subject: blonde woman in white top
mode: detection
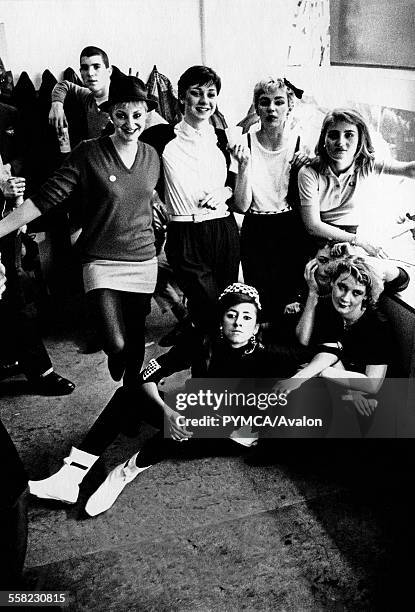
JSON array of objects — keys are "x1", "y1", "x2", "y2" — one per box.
[{"x1": 232, "y1": 77, "x2": 311, "y2": 323}]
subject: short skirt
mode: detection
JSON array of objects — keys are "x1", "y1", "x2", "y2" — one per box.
[{"x1": 83, "y1": 257, "x2": 158, "y2": 294}]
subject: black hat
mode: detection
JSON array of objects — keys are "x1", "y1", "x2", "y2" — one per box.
[{"x1": 102, "y1": 75, "x2": 158, "y2": 112}]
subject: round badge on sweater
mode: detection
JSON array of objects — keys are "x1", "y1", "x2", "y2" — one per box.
[{"x1": 109, "y1": 175, "x2": 117, "y2": 182}]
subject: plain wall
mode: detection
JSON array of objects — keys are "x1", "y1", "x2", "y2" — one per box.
[
  {"x1": 1, "y1": 0, "x2": 415, "y2": 125},
  {"x1": 202, "y1": 0, "x2": 296, "y2": 125},
  {"x1": 0, "y1": 0, "x2": 201, "y2": 88}
]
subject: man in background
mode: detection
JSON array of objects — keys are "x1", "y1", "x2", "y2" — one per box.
[{"x1": 49, "y1": 45, "x2": 166, "y2": 140}]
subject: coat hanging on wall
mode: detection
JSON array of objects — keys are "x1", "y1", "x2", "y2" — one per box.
[
  {"x1": 38, "y1": 70, "x2": 57, "y2": 104},
  {"x1": 111, "y1": 65, "x2": 128, "y2": 80},
  {"x1": 10, "y1": 72, "x2": 39, "y2": 189},
  {"x1": 146, "y1": 65, "x2": 180, "y2": 125},
  {"x1": 0, "y1": 70, "x2": 14, "y2": 102},
  {"x1": 210, "y1": 108, "x2": 228, "y2": 130},
  {"x1": 0, "y1": 101, "x2": 22, "y2": 175},
  {"x1": 62, "y1": 67, "x2": 83, "y2": 87},
  {"x1": 37, "y1": 69, "x2": 60, "y2": 179},
  {"x1": 12, "y1": 71, "x2": 36, "y2": 109}
]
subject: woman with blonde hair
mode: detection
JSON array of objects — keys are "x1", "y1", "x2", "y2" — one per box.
[
  {"x1": 277, "y1": 258, "x2": 394, "y2": 419},
  {"x1": 232, "y1": 76, "x2": 311, "y2": 321},
  {"x1": 299, "y1": 107, "x2": 415, "y2": 257}
]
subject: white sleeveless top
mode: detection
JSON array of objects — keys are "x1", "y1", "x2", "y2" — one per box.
[{"x1": 249, "y1": 131, "x2": 298, "y2": 214}]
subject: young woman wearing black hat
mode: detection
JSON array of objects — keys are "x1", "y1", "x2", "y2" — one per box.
[{"x1": 0, "y1": 76, "x2": 160, "y2": 385}]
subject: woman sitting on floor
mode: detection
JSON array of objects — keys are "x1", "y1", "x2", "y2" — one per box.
[
  {"x1": 283, "y1": 239, "x2": 409, "y2": 317},
  {"x1": 275, "y1": 258, "x2": 393, "y2": 419},
  {"x1": 29, "y1": 283, "x2": 298, "y2": 516}
]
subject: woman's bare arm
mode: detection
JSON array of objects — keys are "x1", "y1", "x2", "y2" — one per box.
[
  {"x1": 0, "y1": 198, "x2": 42, "y2": 239},
  {"x1": 319, "y1": 363, "x2": 387, "y2": 395}
]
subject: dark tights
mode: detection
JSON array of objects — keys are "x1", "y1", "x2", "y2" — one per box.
[
  {"x1": 80, "y1": 387, "x2": 180, "y2": 467},
  {"x1": 88, "y1": 289, "x2": 151, "y2": 385},
  {"x1": 79, "y1": 387, "x2": 238, "y2": 469}
]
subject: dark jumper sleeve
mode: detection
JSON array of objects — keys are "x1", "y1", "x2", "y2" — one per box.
[
  {"x1": 139, "y1": 327, "x2": 204, "y2": 385},
  {"x1": 30, "y1": 141, "x2": 85, "y2": 214},
  {"x1": 384, "y1": 267, "x2": 410, "y2": 295}
]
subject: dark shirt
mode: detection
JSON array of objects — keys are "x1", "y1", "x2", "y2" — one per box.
[
  {"x1": 383, "y1": 267, "x2": 410, "y2": 294},
  {"x1": 311, "y1": 296, "x2": 394, "y2": 373},
  {"x1": 139, "y1": 328, "x2": 295, "y2": 386}
]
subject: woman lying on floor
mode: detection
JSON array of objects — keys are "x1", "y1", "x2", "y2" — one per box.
[{"x1": 29, "y1": 283, "x2": 304, "y2": 516}]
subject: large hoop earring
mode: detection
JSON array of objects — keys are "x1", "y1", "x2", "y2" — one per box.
[{"x1": 244, "y1": 333, "x2": 257, "y2": 355}]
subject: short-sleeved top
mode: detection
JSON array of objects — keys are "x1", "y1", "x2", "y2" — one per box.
[
  {"x1": 31, "y1": 136, "x2": 160, "y2": 263},
  {"x1": 311, "y1": 296, "x2": 394, "y2": 373},
  {"x1": 298, "y1": 160, "x2": 391, "y2": 227},
  {"x1": 140, "y1": 120, "x2": 233, "y2": 217},
  {"x1": 249, "y1": 130, "x2": 299, "y2": 213}
]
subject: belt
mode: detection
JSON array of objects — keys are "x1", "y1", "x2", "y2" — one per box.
[
  {"x1": 170, "y1": 210, "x2": 230, "y2": 224},
  {"x1": 248, "y1": 207, "x2": 292, "y2": 215}
]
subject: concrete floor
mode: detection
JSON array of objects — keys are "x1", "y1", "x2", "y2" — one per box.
[{"x1": 1, "y1": 298, "x2": 414, "y2": 611}]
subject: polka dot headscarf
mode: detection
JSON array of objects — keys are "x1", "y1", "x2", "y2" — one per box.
[{"x1": 218, "y1": 283, "x2": 262, "y2": 311}]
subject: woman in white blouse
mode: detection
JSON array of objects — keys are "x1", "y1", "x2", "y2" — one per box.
[{"x1": 141, "y1": 65, "x2": 239, "y2": 334}]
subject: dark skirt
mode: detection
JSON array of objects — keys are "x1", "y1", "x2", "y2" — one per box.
[{"x1": 241, "y1": 211, "x2": 311, "y2": 321}]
